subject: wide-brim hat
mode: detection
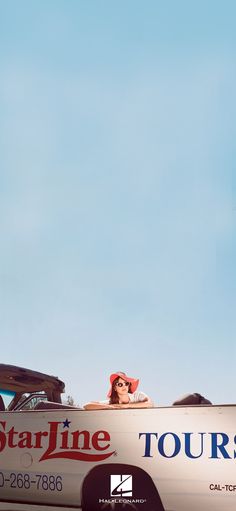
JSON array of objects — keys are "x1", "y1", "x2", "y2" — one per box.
[{"x1": 107, "y1": 371, "x2": 139, "y2": 398}]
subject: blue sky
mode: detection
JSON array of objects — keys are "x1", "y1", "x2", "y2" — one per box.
[{"x1": 0, "y1": 1, "x2": 235, "y2": 406}]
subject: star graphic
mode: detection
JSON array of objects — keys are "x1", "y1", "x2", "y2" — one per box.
[{"x1": 63, "y1": 418, "x2": 71, "y2": 428}]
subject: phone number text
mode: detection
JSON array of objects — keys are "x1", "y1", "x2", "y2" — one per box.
[{"x1": 0, "y1": 472, "x2": 63, "y2": 492}]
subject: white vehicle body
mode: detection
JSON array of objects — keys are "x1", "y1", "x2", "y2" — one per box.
[
  {"x1": 0, "y1": 365, "x2": 235, "y2": 511},
  {"x1": 0, "y1": 364, "x2": 236, "y2": 511}
]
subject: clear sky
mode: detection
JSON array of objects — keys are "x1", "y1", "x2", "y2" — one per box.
[{"x1": 0, "y1": 1, "x2": 235, "y2": 407}]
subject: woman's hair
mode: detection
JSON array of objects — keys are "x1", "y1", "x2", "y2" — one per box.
[{"x1": 109, "y1": 377, "x2": 131, "y2": 404}]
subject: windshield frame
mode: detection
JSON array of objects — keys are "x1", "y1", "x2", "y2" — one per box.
[{"x1": 0, "y1": 388, "x2": 16, "y2": 410}]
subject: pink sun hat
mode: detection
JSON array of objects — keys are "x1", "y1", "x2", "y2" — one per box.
[{"x1": 107, "y1": 371, "x2": 139, "y2": 398}]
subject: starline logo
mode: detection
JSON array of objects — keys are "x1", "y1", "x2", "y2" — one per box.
[{"x1": 0, "y1": 420, "x2": 115, "y2": 462}]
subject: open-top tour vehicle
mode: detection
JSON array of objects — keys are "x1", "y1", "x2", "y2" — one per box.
[{"x1": 0, "y1": 364, "x2": 235, "y2": 511}]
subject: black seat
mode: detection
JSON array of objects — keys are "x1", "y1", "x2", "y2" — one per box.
[{"x1": 173, "y1": 393, "x2": 212, "y2": 405}]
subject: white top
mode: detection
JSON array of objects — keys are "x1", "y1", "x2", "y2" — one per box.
[{"x1": 127, "y1": 391, "x2": 149, "y2": 403}]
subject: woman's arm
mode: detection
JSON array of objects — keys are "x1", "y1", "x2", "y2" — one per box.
[
  {"x1": 83, "y1": 401, "x2": 115, "y2": 410},
  {"x1": 112, "y1": 399, "x2": 154, "y2": 409},
  {"x1": 83, "y1": 395, "x2": 154, "y2": 410}
]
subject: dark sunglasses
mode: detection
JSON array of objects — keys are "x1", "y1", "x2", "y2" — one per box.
[{"x1": 115, "y1": 382, "x2": 130, "y2": 387}]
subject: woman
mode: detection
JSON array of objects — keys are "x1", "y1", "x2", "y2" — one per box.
[{"x1": 83, "y1": 371, "x2": 153, "y2": 410}]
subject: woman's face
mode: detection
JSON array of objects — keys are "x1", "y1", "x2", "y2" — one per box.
[{"x1": 114, "y1": 377, "x2": 130, "y2": 397}]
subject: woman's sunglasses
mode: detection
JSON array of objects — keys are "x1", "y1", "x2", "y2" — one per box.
[{"x1": 115, "y1": 382, "x2": 130, "y2": 387}]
